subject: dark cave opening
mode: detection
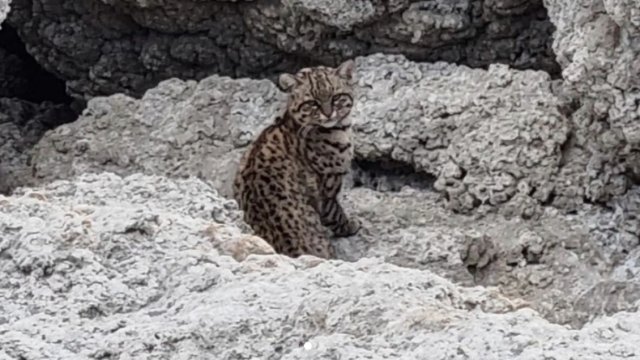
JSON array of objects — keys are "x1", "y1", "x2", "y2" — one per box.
[
  {"x1": 351, "y1": 158, "x2": 436, "y2": 192},
  {"x1": 0, "y1": 25, "x2": 72, "y2": 104}
]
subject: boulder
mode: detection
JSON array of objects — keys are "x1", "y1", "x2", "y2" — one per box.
[
  {"x1": 6, "y1": 0, "x2": 558, "y2": 98},
  {"x1": 31, "y1": 54, "x2": 572, "y2": 215},
  {"x1": 541, "y1": 0, "x2": 640, "y2": 209},
  {"x1": 1, "y1": 172, "x2": 640, "y2": 359},
  {"x1": 26, "y1": 64, "x2": 640, "y2": 323}
]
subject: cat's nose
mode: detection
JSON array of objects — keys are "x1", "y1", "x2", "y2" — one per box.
[{"x1": 320, "y1": 103, "x2": 332, "y2": 117}]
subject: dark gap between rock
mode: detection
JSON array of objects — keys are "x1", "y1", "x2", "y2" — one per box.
[
  {"x1": 350, "y1": 158, "x2": 436, "y2": 192},
  {"x1": 0, "y1": 25, "x2": 72, "y2": 104}
]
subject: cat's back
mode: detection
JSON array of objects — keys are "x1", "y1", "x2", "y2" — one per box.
[{"x1": 232, "y1": 122, "x2": 300, "y2": 205}]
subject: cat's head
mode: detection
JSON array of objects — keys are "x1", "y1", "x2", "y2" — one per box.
[{"x1": 278, "y1": 60, "x2": 355, "y2": 129}]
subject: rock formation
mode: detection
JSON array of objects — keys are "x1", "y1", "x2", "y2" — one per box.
[
  {"x1": 5, "y1": 0, "x2": 558, "y2": 99},
  {"x1": 0, "y1": 98, "x2": 76, "y2": 194},
  {"x1": 0, "y1": 0, "x2": 8, "y2": 27},
  {"x1": 2, "y1": 173, "x2": 640, "y2": 359},
  {"x1": 2, "y1": 0, "x2": 640, "y2": 358},
  {"x1": 0, "y1": 0, "x2": 76, "y2": 196},
  {"x1": 29, "y1": 54, "x2": 568, "y2": 215},
  {"x1": 540, "y1": 0, "x2": 640, "y2": 211},
  {"x1": 26, "y1": 52, "x2": 626, "y2": 215},
  {"x1": 23, "y1": 79, "x2": 640, "y2": 324}
]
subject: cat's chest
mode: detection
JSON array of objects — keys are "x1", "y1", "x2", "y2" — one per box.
[{"x1": 304, "y1": 128, "x2": 353, "y2": 173}]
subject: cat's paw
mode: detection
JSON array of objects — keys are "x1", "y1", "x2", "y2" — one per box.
[{"x1": 335, "y1": 217, "x2": 361, "y2": 237}]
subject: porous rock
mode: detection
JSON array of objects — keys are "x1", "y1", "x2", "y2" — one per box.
[
  {"x1": 1, "y1": 172, "x2": 640, "y2": 359},
  {"x1": 30, "y1": 75, "x2": 286, "y2": 198},
  {"x1": 0, "y1": 98, "x2": 76, "y2": 194},
  {"x1": 338, "y1": 185, "x2": 640, "y2": 327},
  {"x1": 6, "y1": 0, "x2": 558, "y2": 99},
  {"x1": 541, "y1": 0, "x2": 640, "y2": 209},
  {"x1": 0, "y1": 0, "x2": 8, "y2": 27},
  {"x1": 25, "y1": 65, "x2": 640, "y2": 324},
  {"x1": 30, "y1": 54, "x2": 571, "y2": 215}
]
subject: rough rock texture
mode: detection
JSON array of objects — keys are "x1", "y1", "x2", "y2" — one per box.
[
  {"x1": 0, "y1": 98, "x2": 76, "y2": 194},
  {"x1": 23, "y1": 54, "x2": 640, "y2": 326},
  {"x1": 31, "y1": 54, "x2": 572, "y2": 216},
  {"x1": 3, "y1": 0, "x2": 640, "y2": 356},
  {"x1": 6, "y1": 0, "x2": 558, "y2": 99},
  {"x1": 30, "y1": 74, "x2": 287, "y2": 198},
  {"x1": 540, "y1": 0, "x2": 640, "y2": 210},
  {"x1": 338, "y1": 185, "x2": 640, "y2": 328},
  {"x1": 0, "y1": 0, "x2": 8, "y2": 27},
  {"x1": 2, "y1": 172, "x2": 640, "y2": 359}
]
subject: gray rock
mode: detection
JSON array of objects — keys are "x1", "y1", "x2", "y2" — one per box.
[
  {"x1": 23, "y1": 56, "x2": 640, "y2": 325},
  {"x1": 31, "y1": 54, "x2": 572, "y2": 215},
  {"x1": 25, "y1": 51, "x2": 637, "y2": 215},
  {"x1": 0, "y1": 98, "x2": 75, "y2": 194},
  {"x1": 30, "y1": 75, "x2": 287, "y2": 198},
  {"x1": 6, "y1": 0, "x2": 558, "y2": 99},
  {"x1": 0, "y1": 0, "x2": 8, "y2": 28},
  {"x1": 542, "y1": 0, "x2": 640, "y2": 209},
  {"x1": 337, "y1": 185, "x2": 640, "y2": 327},
  {"x1": 2, "y1": 172, "x2": 640, "y2": 359},
  {"x1": 31, "y1": 53, "x2": 624, "y2": 216}
]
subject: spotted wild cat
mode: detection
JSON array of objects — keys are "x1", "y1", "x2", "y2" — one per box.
[{"x1": 232, "y1": 60, "x2": 361, "y2": 259}]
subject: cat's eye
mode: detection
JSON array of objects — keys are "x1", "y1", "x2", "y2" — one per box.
[
  {"x1": 300, "y1": 100, "x2": 320, "y2": 111},
  {"x1": 332, "y1": 93, "x2": 351, "y2": 104}
]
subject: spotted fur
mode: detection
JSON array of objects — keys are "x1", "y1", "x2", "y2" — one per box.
[{"x1": 232, "y1": 60, "x2": 360, "y2": 259}]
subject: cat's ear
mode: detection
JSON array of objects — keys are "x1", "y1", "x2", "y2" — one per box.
[
  {"x1": 336, "y1": 59, "x2": 355, "y2": 80},
  {"x1": 278, "y1": 73, "x2": 298, "y2": 92}
]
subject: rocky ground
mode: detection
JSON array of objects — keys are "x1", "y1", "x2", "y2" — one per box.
[
  {"x1": 2, "y1": 0, "x2": 640, "y2": 358},
  {"x1": 2, "y1": 173, "x2": 640, "y2": 359}
]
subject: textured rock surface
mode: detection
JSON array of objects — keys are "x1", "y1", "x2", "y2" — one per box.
[
  {"x1": 30, "y1": 52, "x2": 623, "y2": 216},
  {"x1": 6, "y1": 0, "x2": 558, "y2": 99},
  {"x1": 343, "y1": 185, "x2": 640, "y2": 327},
  {"x1": 2, "y1": 172, "x2": 640, "y2": 359},
  {"x1": 540, "y1": 0, "x2": 640, "y2": 210},
  {"x1": 0, "y1": 98, "x2": 76, "y2": 194},
  {"x1": 2, "y1": 0, "x2": 640, "y2": 356},
  {"x1": 23, "y1": 57, "x2": 640, "y2": 324},
  {"x1": 31, "y1": 54, "x2": 573, "y2": 215},
  {"x1": 0, "y1": 0, "x2": 8, "y2": 27},
  {"x1": 30, "y1": 74, "x2": 287, "y2": 199}
]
